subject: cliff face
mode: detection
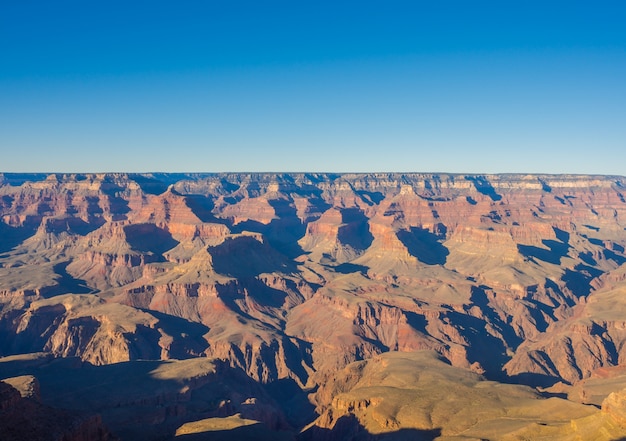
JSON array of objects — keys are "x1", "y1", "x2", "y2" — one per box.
[
  {"x1": 0, "y1": 354, "x2": 286, "y2": 441},
  {"x1": 2, "y1": 172, "x2": 626, "y2": 437},
  {"x1": 0, "y1": 378, "x2": 114, "y2": 441}
]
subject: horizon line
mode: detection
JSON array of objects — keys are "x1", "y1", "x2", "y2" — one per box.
[{"x1": 1, "y1": 171, "x2": 625, "y2": 178}]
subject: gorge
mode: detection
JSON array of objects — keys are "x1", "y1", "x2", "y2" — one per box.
[{"x1": 2, "y1": 172, "x2": 626, "y2": 440}]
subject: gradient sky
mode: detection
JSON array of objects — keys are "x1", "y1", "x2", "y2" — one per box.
[{"x1": 1, "y1": 1, "x2": 625, "y2": 174}]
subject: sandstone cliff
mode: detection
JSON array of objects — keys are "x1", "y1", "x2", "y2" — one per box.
[{"x1": 2, "y1": 173, "x2": 626, "y2": 439}]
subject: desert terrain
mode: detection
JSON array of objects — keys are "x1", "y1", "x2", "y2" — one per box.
[{"x1": 2, "y1": 172, "x2": 626, "y2": 440}]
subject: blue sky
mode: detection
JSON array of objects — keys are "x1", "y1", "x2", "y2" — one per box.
[{"x1": 1, "y1": 1, "x2": 625, "y2": 174}]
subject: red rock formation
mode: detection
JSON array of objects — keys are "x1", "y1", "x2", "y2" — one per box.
[{"x1": 2, "y1": 172, "x2": 626, "y2": 407}]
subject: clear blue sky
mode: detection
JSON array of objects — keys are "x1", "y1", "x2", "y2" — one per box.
[{"x1": 1, "y1": 1, "x2": 625, "y2": 174}]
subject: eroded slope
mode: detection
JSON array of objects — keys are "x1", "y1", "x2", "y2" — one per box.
[{"x1": 2, "y1": 172, "x2": 626, "y2": 439}]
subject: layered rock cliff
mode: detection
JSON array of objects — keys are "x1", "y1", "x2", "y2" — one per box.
[{"x1": 2, "y1": 172, "x2": 626, "y2": 438}]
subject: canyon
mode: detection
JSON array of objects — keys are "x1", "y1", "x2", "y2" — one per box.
[{"x1": 1, "y1": 172, "x2": 626, "y2": 439}]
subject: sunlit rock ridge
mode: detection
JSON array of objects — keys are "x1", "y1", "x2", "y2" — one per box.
[{"x1": 2, "y1": 172, "x2": 626, "y2": 440}]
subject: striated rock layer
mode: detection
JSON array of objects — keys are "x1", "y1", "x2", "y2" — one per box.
[{"x1": 2, "y1": 172, "x2": 626, "y2": 439}]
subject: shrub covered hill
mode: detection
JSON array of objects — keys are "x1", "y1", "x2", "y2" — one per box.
[{"x1": 2, "y1": 172, "x2": 626, "y2": 440}]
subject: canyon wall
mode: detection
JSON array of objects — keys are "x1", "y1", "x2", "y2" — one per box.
[{"x1": 2, "y1": 172, "x2": 626, "y2": 438}]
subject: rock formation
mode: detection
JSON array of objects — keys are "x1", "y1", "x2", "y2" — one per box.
[
  {"x1": 0, "y1": 377, "x2": 114, "y2": 441},
  {"x1": 1, "y1": 172, "x2": 626, "y2": 439}
]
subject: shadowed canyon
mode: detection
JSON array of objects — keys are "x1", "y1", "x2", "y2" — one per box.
[{"x1": 2, "y1": 172, "x2": 626, "y2": 440}]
